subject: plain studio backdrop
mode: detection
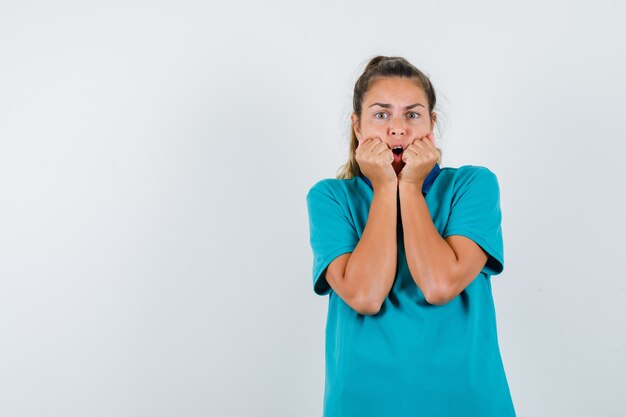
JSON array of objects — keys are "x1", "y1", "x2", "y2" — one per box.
[{"x1": 1, "y1": 0, "x2": 625, "y2": 416}]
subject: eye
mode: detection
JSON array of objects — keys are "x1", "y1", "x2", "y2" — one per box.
[
  {"x1": 374, "y1": 112, "x2": 388, "y2": 119},
  {"x1": 407, "y1": 112, "x2": 420, "y2": 119}
]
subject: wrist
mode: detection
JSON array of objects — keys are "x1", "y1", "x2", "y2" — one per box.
[
  {"x1": 372, "y1": 180, "x2": 398, "y2": 194},
  {"x1": 398, "y1": 179, "x2": 423, "y2": 194}
]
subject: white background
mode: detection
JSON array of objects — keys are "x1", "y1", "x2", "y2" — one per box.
[{"x1": 1, "y1": 1, "x2": 625, "y2": 416}]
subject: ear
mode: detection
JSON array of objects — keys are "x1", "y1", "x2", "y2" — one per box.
[
  {"x1": 430, "y1": 111, "x2": 437, "y2": 131},
  {"x1": 351, "y1": 113, "x2": 362, "y2": 141}
]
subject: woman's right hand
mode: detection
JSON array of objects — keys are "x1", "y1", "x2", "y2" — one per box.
[{"x1": 355, "y1": 137, "x2": 397, "y2": 188}]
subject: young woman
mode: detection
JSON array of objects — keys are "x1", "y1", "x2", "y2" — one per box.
[{"x1": 306, "y1": 56, "x2": 516, "y2": 416}]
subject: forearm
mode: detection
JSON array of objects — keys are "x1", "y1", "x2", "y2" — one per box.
[
  {"x1": 398, "y1": 181, "x2": 457, "y2": 303},
  {"x1": 344, "y1": 183, "x2": 398, "y2": 311}
]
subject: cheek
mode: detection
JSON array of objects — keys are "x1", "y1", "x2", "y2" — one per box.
[
  {"x1": 411, "y1": 124, "x2": 431, "y2": 136},
  {"x1": 417, "y1": 128, "x2": 430, "y2": 137},
  {"x1": 361, "y1": 123, "x2": 385, "y2": 137}
]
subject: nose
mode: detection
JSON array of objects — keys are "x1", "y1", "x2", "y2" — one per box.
[{"x1": 389, "y1": 117, "x2": 405, "y2": 135}]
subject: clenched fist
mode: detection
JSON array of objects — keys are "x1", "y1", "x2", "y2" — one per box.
[
  {"x1": 398, "y1": 133, "x2": 439, "y2": 186},
  {"x1": 356, "y1": 137, "x2": 397, "y2": 189}
]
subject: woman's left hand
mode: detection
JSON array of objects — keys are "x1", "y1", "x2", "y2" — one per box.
[{"x1": 397, "y1": 132, "x2": 439, "y2": 186}]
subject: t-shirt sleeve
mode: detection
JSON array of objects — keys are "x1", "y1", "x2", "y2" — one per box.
[
  {"x1": 442, "y1": 167, "x2": 505, "y2": 276},
  {"x1": 306, "y1": 181, "x2": 360, "y2": 295}
]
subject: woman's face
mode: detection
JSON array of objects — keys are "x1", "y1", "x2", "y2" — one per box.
[{"x1": 352, "y1": 76, "x2": 436, "y2": 174}]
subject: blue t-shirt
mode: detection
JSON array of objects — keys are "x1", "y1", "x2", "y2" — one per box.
[{"x1": 306, "y1": 164, "x2": 516, "y2": 417}]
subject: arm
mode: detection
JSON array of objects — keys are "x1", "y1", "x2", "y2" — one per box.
[
  {"x1": 398, "y1": 181, "x2": 488, "y2": 305},
  {"x1": 338, "y1": 183, "x2": 398, "y2": 315}
]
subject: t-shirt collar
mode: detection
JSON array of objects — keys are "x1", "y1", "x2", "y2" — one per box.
[{"x1": 359, "y1": 162, "x2": 441, "y2": 194}]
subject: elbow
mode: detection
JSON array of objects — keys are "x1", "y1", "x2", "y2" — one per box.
[
  {"x1": 424, "y1": 291, "x2": 451, "y2": 306},
  {"x1": 343, "y1": 270, "x2": 386, "y2": 316},
  {"x1": 352, "y1": 293, "x2": 383, "y2": 316},
  {"x1": 414, "y1": 265, "x2": 457, "y2": 305},
  {"x1": 423, "y1": 282, "x2": 454, "y2": 306},
  {"x1": 408, "y1": 262, "x2": 454, "y2": 306},
  {"x1": 358, "y1": 301, "x2": 382, "y2": 316}
]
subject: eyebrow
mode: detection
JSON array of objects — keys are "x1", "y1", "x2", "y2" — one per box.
[{"x1": 369, "y1": 102, "x2": 425, "y2": 110}]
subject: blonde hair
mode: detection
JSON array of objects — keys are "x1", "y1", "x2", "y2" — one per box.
[{"x1": 337, "y1": 55, "x2": 443, "y2": 179}]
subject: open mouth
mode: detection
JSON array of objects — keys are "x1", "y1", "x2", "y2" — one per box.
[{"x1": 392, "y1": 147, "x2": 404, "y2": 155}]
